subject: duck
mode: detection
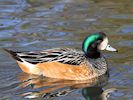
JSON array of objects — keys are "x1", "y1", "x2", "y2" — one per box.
[{"x1": 5, "y1": 32, "x2": 118, "y2": 80}]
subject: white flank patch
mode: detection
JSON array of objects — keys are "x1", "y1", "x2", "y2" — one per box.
[{"x1": 21, "y1": 59, "x2": 35, "y2": 70}]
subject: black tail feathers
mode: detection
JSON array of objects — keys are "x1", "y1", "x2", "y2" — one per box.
[{"x1": 4, "y1": 49, "x2": 23, "y2": 62}]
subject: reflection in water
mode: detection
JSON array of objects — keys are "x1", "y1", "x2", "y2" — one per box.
[
  {"x1": 82, "y1": 87, "x2": 117, "y2": 100},
  {"x1": 17, "y1": 72, "x2": 116, "y2": 99}
]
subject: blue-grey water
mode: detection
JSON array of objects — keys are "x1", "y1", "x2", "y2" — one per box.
[{"x1": 0, "y1": 0, "x2": 133, "y2": 100}]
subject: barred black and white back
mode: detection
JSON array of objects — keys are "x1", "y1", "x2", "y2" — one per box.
[{"x1": 5, "y1": 48, "x2": 87, "y2": 65}]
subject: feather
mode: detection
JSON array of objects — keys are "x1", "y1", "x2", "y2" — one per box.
[{"x1": 4, "y1": 48, "x2": 87, "y2": 65}]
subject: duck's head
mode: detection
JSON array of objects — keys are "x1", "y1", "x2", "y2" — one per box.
[{"x1": 82, "y1": 32, "x2": 118, "y2": 58}]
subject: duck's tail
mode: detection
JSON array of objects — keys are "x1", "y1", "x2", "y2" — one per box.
[{"x1": 4, "y1": 48, "x2": 23, "y2": 62}]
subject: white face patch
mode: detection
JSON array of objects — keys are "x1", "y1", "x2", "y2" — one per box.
[{"x1": 98, "y1": 37, "x2": 108, "y2": 50}]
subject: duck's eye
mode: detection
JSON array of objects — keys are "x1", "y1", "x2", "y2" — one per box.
[{"x1": 97, "y1": 40, "x2": 102, "y2": 44}]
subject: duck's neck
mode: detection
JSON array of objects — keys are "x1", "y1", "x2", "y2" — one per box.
[{"x1": 85, "y1": 49, "x2": 101, "y2": 59}]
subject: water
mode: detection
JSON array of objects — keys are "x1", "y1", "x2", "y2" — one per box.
[{"x1": 0, "y1": 0, "x2": 133, "y2": 99}]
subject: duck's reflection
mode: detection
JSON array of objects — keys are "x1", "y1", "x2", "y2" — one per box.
[
  {"x1": 82, "y1": 87, "x2": 117, "y2": 100},
  {"x1": 17, "y1": 73, "x2": 116, "y2": 99}
]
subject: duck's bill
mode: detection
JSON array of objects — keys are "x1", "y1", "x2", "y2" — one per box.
[{"x1": 105, "y1": 45, "x2": 118, "y2": 52}]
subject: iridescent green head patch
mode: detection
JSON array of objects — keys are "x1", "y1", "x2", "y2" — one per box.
[{"x1": 82, "y1": 33, "x2": 103, "y2": 54}]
